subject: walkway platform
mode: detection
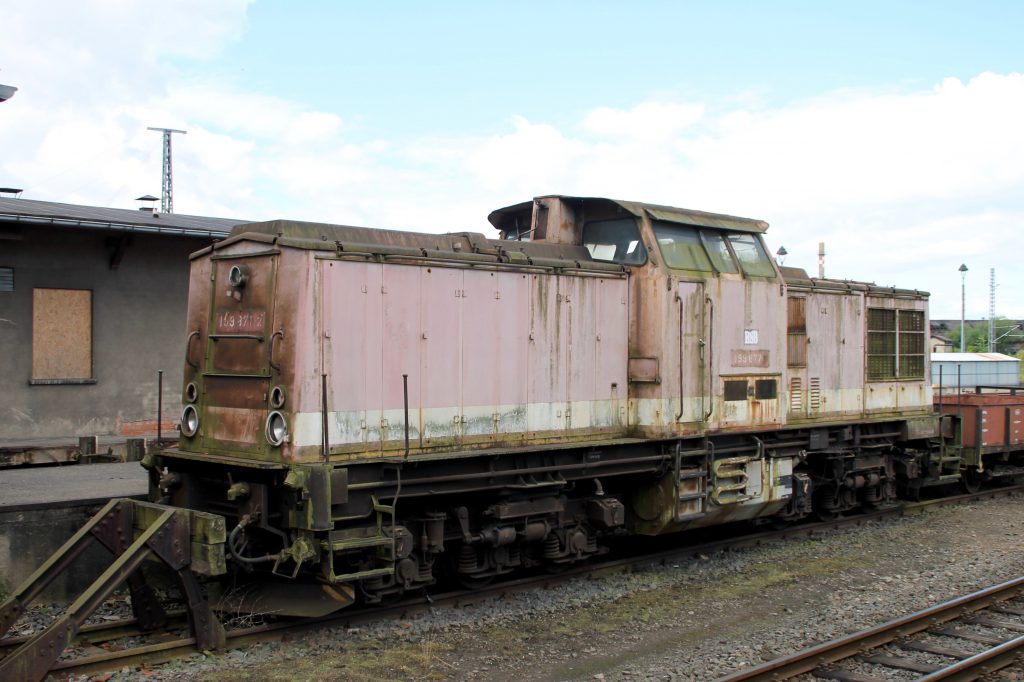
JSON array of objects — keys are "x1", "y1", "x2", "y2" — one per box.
[
  {"x1": 0, "y1": 434, "x2": 171, "y2": 467},
  {"x1": 0, "y1": 461, "x2": 149, "y2": 511},
  {"x1": 0, "y1": 462, "x2": 150, "y2": 600}
]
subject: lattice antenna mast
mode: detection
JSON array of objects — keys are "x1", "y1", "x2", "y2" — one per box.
[
  {"x1": 989, "y1": 267, "x2": 996, "y2": 352},
  {"x1": 147, "y1": 127, "x2": 187, "y2": 213}
]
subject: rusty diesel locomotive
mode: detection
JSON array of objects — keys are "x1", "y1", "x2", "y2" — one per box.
[{"x1": 150, "y1": 195, "x2": 961, "y2": 611}]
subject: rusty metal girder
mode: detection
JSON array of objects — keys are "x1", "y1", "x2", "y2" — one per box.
[{"x1": 0, "y1": 498, "x2": 226, "y2": 682}]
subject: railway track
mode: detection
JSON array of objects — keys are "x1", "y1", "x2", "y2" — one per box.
[
  {"x1": 715, "y1": 576, "x2": 1024, "y2": 681},
  {"x1": 5, "y1": 484, "x2": 1023, "y2": 679}
]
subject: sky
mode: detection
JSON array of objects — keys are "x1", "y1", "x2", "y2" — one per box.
[{"x1": 0, "y1": 1, "x2": 1022, "y2": 321}]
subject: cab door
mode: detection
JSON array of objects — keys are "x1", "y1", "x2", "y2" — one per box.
[{"x1": 675, "y1": 280, "x2": 708, "y2": 426}]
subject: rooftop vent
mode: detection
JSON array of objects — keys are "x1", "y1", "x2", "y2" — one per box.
[
  {"x1": 0, "y1": 187, "x2": 23, "y2": 198},
  {"x1": 136, "y1": 194, "x2": 159, "y2": 214}
]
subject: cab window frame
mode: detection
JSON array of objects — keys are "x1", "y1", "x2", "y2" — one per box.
[
  {"x1": 581, "y1": 217, "x2": 648, "y2": 266},
  {"x1": 698, "y1": 230, "x2": 739, "y2": 274},
  {"x1": 726, "y1": 232, "x2": 777, "y2": 278},
  {"x1": 651, "y1": 221, "x2": 713, "y2": 272}
]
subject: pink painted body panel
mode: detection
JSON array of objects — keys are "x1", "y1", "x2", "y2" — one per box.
[
  {"x1": 566, "y1": 276, "x2": 598, "y2": 407},
  {"x1": 319, "y1": 259, "x2": 385, "y2": 452},
  {"x1": 321, "y1": 260, "x2": 370, "y2": 413},
  {"x1": 462, "y1": 270, "x2": 503, "y2": 411},
  {"x1": 595, "y1": 278, "x2": 628, "y2": 429},
  {"x1": 311, "y1": 258, "x2": 629, "y2": 456},
  {"x1": 421, "y1": 267, "x2": 462, "y2": 408},
  {"x1": 710, "y1": 277, "x2": 785, "y2": 430},
  {"x1": 495, "y1": 271, "x2": 530, "y2": 410},
  {"x1": 382, "y1": 264, "x2": 422, "y2": 448},
  {"x1": 527, "y1": 273, "x2": 568, "y2": 434},
  {"x1": 419, "y1": 266, "x2": 462, "y2": 446},
  {"x1": 294, "y1": 252, "x2": 324, "y2": 415}
]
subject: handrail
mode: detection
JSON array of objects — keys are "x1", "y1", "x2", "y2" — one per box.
[
  {"x1": 185, "y1": 331, "x2": 201, "y2": 369},
  {"x1": 268, "y1": 329, "x2": 284, "y2": 373}
]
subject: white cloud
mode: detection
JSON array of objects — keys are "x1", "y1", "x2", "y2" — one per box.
[
  {"x1": 0, "y1": 4, "x2": 1021, "y2": 320},
  {"x1": 580, "y1": 101, "x2": 705, "y2": 141}
]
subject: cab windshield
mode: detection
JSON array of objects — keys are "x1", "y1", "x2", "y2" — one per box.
[
  {"x1": 652, "y1": 220, "x2": 774, "y2": 277},
  {"x1": 727, "y1": 234, "x2": 776, "y2": 277}
]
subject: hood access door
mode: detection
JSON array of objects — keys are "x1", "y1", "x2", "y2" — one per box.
[{"x1": 208, "y1": 251, "x2": 279, "y2": 377}]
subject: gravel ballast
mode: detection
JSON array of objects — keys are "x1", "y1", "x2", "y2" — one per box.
[{"x1": 52, "y1": 492, "x2": 1024, "y2": 681}]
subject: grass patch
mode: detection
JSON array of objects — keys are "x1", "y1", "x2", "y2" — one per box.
[
  {"x1": 481, "y1": 551, "x2": 873, "y2": 652},
  {"x1": 200, "y1": 638, "x2": 455, "y2": 682}
]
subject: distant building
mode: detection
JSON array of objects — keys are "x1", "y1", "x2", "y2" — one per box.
[
  {"x1": 0, "y1": 196, "x2": 249, "y2": 457},
  {"x1": 930, "y1": 334, "x2": 954, "y2": 353},
  {"x1": 931, "y1": 352, "x2": 1021, "y2": 390}
]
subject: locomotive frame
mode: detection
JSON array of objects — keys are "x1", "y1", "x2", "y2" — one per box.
[{"x1": 144, "y1": 195, "x2": 1008, "y2": 612}]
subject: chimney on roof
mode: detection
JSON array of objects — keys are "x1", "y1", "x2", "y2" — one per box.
[{"x1": 136, "y1": 194, "x2": 159, "y2": 215}]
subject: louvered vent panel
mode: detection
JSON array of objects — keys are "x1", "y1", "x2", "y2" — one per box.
[
  {"x1": 809, "y1": 377, "x2": 821, "y2": 412},
  {"x1": 789, "y1": 377, "x2": 803, "y2": 412}
]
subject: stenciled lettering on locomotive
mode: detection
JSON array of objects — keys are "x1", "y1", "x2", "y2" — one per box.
[
  {"x1": 215, "y1": 309, "x2": 266, "y2": 334},
  {"x1": 731, "y1": 349, "x2": 770, "y2": 368}
]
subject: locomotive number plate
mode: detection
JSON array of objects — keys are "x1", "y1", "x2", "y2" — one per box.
[
  {"x1": 731, "y1": 349, "x2": 770, "y2": 368},
  {"x1": 215, "y1": 309, "x2": 266, "y2": 334}
]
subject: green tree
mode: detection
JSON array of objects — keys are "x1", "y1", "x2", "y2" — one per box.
[
  {"x1": 947, "y1": 322, "x2": 990, "y2": 352},
  {"x1": 947, "y1": 318, "x2": 1023, "y2": 354}
]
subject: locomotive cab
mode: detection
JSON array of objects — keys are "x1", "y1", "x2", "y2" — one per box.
[{"x1": 490, "y1": 195, "x2": 786, "y2": 439}]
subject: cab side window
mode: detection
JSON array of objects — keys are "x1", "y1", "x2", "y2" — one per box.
[
  {"x1": 727, "y1": 233, "x2": 776, "y2": 277},
  {"x1": 582, "y1": 218, "x2": 647, "y2": 265},
  {"x1": 651, "y1": 222, "x2": 712, "y2": 271}
]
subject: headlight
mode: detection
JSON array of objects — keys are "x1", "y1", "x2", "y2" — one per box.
[
  {"x1": 266, "y1": 411, "x2": 288, "y2": 446},
  {"x1": 228, "y1": 265, "x2": 248, "y2": 288},
  {"x1": 184, "y1": 382, "x2": 198, "y2": 403},
  {"x1": 270, "y1": 386, "x2": 286, "y2": 409},
  {"x1": 181, "y1": 405, "x2": 199, "y2": 437}
]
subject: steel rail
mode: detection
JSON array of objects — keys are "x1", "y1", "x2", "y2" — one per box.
[
  {"x1": 12, "y1": 484, "x2": 1024, "y2": 679},
  {"x1": 918, "y1": 632, "x2": 1024, "y2": 681},
  {"x1": 0, "y1": 609, "x2": 188, "y2": 655},
  {"x1": 715, "y1": 576, "x2": 1024, "y2": 681}
]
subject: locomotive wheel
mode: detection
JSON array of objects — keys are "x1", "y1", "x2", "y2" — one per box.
[
  {"x1": 814, "y1": 508, "x2": 840, "y2": 522},
  {"x1": 960, "y1": 467, "x2": 981, "y2": 494},
  {"x1": 457, "y1": 574, "x2": 495, "y2": 590}
]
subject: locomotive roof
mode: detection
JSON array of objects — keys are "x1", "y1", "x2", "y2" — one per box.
[
  {"x1": 781, "y1": 266, "x2": 930, "y2": 299},
  {"x1": 487, "y1": 196, "x2": 770, "y2": 234},
  {"x1": 213, "y1": 218, "x2": 625, "y2": 273}
]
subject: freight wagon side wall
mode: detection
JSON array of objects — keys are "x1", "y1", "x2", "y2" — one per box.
[{"x1": 291, "y1": 254, "x2": 630, "y2": 460}]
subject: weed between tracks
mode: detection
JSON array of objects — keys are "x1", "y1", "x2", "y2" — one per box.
[
  {"x1": 201, "y1": 639, "x2": 455, "y2": 682},
  {"x1": 483, "y1": 551, "x2": 868, "y2": 658}
]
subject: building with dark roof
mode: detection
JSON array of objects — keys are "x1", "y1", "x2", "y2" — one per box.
[{"x1": 0, "y1": 196, "x2": 250, "y2": 460}]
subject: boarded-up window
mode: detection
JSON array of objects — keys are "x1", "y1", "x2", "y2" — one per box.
[{"x1": 31, "y1": 288, "x2": 94, "y2": 384}]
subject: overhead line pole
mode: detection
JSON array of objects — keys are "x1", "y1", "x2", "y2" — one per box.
[{"x1": 147, "y1": 127, "x2": 186, "y2": 213}]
